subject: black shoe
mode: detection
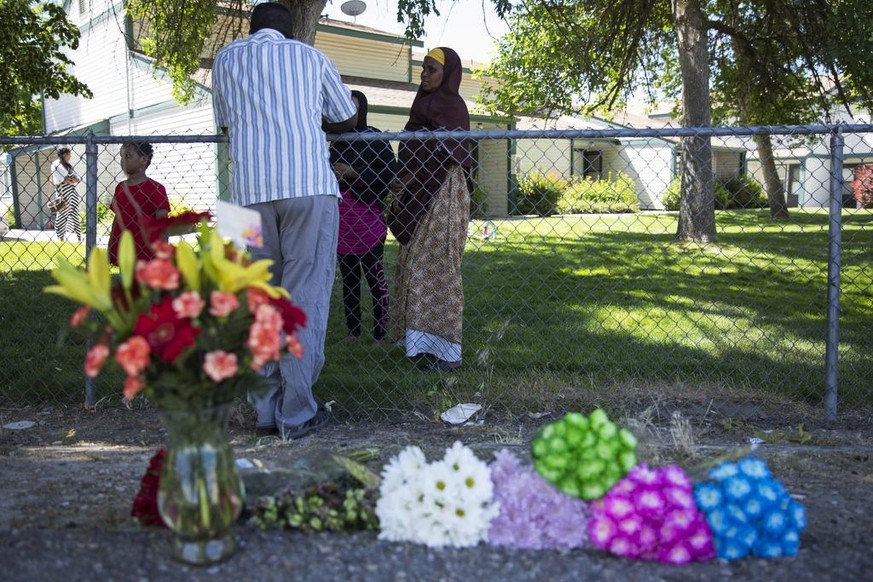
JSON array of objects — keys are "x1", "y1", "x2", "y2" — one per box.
[
  {"x1": 281, "y1": 407, "x2": 330, "y2": 440},
  {"x1": 254, "y1": 425, "x2": 279, "y2": 436},
  {"x1": 425, "y1": 360, "x2": 462, "y2": 373}
]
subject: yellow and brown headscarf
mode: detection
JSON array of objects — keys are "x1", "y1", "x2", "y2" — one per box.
[{"x1": 404, "y1": 47, "x2": 470, "y2": 169}]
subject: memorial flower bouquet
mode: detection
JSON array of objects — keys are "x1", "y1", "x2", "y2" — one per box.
[{"x1": 45, "y1": 215, "x2": 306, "y2": 410}]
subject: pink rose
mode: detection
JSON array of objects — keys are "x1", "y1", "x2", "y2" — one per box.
[
  {"x1": 172, "y1": 291, "x2": 205, "y2": 319},
  {"x1": 209, "y1": 291, "x2": 240, "y2": 317},
  {"x1": 115, "y1": 336, "x2": 151, "y2": 377},
  {"x1": 203, "y1": 350, "x2": 239, "y2": 382},
  {"x1": 84, "y1": 343, "x2": 110, "y2": 378}
]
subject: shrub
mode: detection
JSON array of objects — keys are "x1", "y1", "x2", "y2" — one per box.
[
  {"x1": 721, "y1": 175, "x2": 766, "y2": 209},
  {"x1": 78, "y1": 200, "x2": 115, "y2": 230},
  {"x1": 715, "y1": 182, "x2": 731, "y2": 210},
  {"x1": 661, "y1": 178, "x2": 681, "y2": 211},
  {"x1": 515, "y1": 170, "x2": 567, "y2": 216},
  {"x1": 659, "y1": 176, "x2": 761, "y2": 211},
  {"x1": 556, "y1": 172, "x2": 640, "y2": 214},
  {"x1": 96, "y1": 200, "x2": 114, "y2": 227},
  {"x1": 3, "y1": 204, "x2": 15, "y2": 229},
  {"x1": 470, "y1": 187, "x2": 489, "y2": 219}
]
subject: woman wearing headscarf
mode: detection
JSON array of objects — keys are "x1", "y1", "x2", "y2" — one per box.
[
  {"x1": 388, "y1": 47, "x2": 472, "y2": 372},
  {"x1": 330, "y1": 90, "x2": 396, "y2": 342},
  {"x1": 50, "y1": 148, "x2": 82, "y2": 242}
]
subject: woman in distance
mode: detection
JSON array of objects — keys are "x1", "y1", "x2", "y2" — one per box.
[{"x1": 388, "y1": 47, "x2": 472, "y2": 372}]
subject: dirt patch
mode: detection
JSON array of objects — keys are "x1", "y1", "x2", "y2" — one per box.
[{"x1": 1, "y1": 402, "x2": 872, "y2": 581}]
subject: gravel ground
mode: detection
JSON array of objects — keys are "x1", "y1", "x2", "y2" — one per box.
[{"x1": 1, "y1": 404, "x2": 872, "y2": 581}]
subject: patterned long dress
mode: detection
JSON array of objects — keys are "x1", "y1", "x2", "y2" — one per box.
[{"x1": 389, "y1": 165, "x2": 470, "y2": 362}]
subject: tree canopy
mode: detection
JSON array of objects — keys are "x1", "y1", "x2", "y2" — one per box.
[
  {"x1": 119, "y1": 0, "x2": 873, "y2": 240},
  {"x1": 0, "y1": 0, "x2": 92, "y2": 135},
  {"x1": 127, "y1": 0, "x2": 511, "y2": 102},
  {"x1": 477, "y1": 0, "x2": 873, "y2": 235}
]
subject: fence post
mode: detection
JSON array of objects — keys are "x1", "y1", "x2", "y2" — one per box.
[
  {"x1": 84, "y1": 132, "x2": 98, "y2": 408},
  {"x1": 824, "y1": 125, "x2": 844, "y2": 421}
]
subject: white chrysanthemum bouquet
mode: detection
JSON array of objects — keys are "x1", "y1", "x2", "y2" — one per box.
[{"x1": 376, "y1": 441, "x2": 499, "y2": 548}]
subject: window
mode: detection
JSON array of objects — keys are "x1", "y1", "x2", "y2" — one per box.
[
  {"x1": 574, "y1": 149, "x2": 602, "y2": 179},
  {"x1": 79, "y1": 0, "x2": 91, "y2": 15}
]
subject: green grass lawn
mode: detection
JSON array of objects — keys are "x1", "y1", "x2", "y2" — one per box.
[{"x1": 2, "y1": 209, "x2": 872, "y2": 419}]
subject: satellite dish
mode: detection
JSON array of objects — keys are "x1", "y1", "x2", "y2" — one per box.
[{"x1": 341, "y1": 0, "x2": 367, "y2": 18}]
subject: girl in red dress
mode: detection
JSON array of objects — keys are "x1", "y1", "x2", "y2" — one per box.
[{"x1": 108, "y1": 142, "x2": 170, "y2": 265}]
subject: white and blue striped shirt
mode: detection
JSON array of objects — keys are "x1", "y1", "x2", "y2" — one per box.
[{"x1": 212, "y1": 29, "x2": 356, "y2": 206}]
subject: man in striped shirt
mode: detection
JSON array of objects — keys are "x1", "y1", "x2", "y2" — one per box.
[{"x1": 212, "y1": 2, "x2": 357, "y2": 439}]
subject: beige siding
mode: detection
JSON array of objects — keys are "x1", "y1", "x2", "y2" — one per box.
[
  {"x1": 476, "y1": 138, "x2": 510, "y2": 217},
  {"x1": 317, "y1": 33, "x2": 411, "y2": 83},
  {"x1": 713, "y1": 150, "x2": 742, "y2": 180},
  {"x1": 366, "y1": 112, "x2": 411, "y2": 132},
  {"x1": 459, "y1": 76, "x2": 483, "y2": 102},
  {"x1": 514, "y1": 138, "x2": 573, "y2": 177},
  {"x1": 610, "y1": 141, "x2": 675, "y2": 210}
]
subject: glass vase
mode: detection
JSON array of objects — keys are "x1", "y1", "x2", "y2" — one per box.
[{"x1": 157, "y1": 404, "x2": 245, "y2": 565}]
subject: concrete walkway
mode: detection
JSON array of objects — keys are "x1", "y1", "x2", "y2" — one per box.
[{"x1": 0, "y1": 228, "x2": 110, "y2": 244}]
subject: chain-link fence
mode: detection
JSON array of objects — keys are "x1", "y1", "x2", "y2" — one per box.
[{"x1": 1, "y1": 124, "x2": 871, "y2": 422}]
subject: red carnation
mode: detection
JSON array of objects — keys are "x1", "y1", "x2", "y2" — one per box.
[
  {"x1": 149, "y1": 211, "x2": 212, "y2": 240},
  {"x1": 133, "y1": 295, "x2": 200, "y2": 363},
  {"x1": 270, "y1": 297, "x2": 307, "y2": 336}
]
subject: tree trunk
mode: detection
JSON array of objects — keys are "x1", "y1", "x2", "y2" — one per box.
[
  {"x1": 753, "y1": 133, "x2": 790, "y2": 220},
  {"x1": 725, "y1": 15, "x2": 790, "y2": 223},
  {"x1": 672, "y1": 0, "x2": 716, "y2": 242},
  {"x1": 280, "y1": 0, "x2": 327, "y2": 45}
]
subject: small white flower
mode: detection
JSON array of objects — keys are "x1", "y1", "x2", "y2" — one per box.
[
  {"x1": 395, "y1": 445, "x2": 427, "y2": 474},
  {"x1": 443, "y1": 440, "x2": 481, "y2": 472}
]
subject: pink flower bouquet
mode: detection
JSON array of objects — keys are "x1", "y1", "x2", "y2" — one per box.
[
  {"x1": 587, "y1": 464, "x2": 715, "y2": 565},
  {"x1": 46, "y1": 219, "x2": 306, "y2": 409}
]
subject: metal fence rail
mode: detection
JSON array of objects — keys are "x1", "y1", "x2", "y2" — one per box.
[{"x1": 2, "y1": 124, "x2": 872, "y2": 422}]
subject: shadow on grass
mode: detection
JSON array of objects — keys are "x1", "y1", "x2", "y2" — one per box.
[
  {"x1": 320, "y1": 219, "x2": 873, "y2": 418},
  {"x1": 3, "y1": 215, "x2": 872, "y2": 420}
]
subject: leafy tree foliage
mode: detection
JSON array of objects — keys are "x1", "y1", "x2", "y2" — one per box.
[
  {"x1": 126, "y1": 0, "x2": 332, "y2": 103},
  {"x1": 479, "y1": 0, "x2": 873, "y2": 235},
  {"x1": 477, "y1": 0, "x2": 716, "y2": 241},
  {"x1": 127, "y1": 0, "x2": 222, "y2": 103},
  {"x1": 705, "y1": 1, "x2": 873, "y2": 220},
  {"x1": 0, "y1": 0, "x2": 92, "y2": 135},
  {"x1": 125, "y1": 0, "x2": 506, "y2": 103}
]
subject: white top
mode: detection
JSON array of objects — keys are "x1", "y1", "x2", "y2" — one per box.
[
  {"x1": 212, "y1": 29, "x2": 357, "y2": 206},
  {"x1": 51, "y1": 159, "x2": 79, "y2": 186}
]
